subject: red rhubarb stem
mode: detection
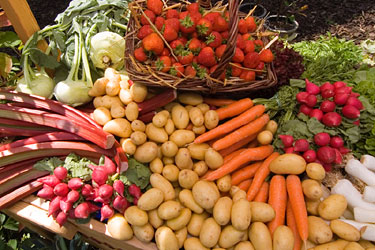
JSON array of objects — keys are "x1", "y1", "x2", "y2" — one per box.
[
  {"x1": 138, "y1": 89, "x2": 177, "y2": 114},
  {"x1": 0, "y1": 180, "x2": 43, "y2": 209},
  {"x1": 138, "y1": 111, "x2": 157, "y2": 123},
  {"x1": 0, "y1": 157, "x2": 45, "y2": 174}
]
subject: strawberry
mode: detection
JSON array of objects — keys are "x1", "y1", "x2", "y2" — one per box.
[
  {"x1": 192, "y1": 32, "x2": 199, "y2": 38},
  {"x1": 224, "y1": 11, "x2": 229, "y2": 21},
  {"x1": 170, "y1": 40, "x2": 184, "y2": 50},
  {"x1": 179, "y1": 12, "x2": 195, "y2": 33},
  {"x1": 209, "y1": 65, "x2": 225, "y2": 80},
  {"x1": 155, "y1": 56, "x2": 172, "y2": 72},
  {"x1": 155, "y1": 16, "x2": 165, "y2": 31},
  {"x1": 140, "y1": 10, "x2": 156, "y2": 25},
  {"x1": 170, "y1": 63, "x2": 184, "y2": 77},
  {"x1": 177, "y1": 37, "x2": 188, "y2": 45},
  {"x1": 259, "y1": 49, "x2": 274, "y2": 63},
  {"x1": 163, "y1": 25, "x2": 178, "y2": 42},
  {"x1": 193, "y1": 63, "x2": 209, "y2": 79},
  {"x1": 203, "y1": 12, "x2": 220, "y2": 26},
  {"x1": 166, "y1": 9, "x2": 179, "y2": 19},
  {"x1": 244, "y1": 40, "x2": 255, "y2": 54},
  {"x1": 185, "y1": 65, "x2": 197, "y2": 77},
  {"x1": 240, "y1": 70, "x2": 256, "y2": 81},
  {"x1": 206, "y1": 31, "x2": 222, "y2": 48},
  {"x1": 220, "y1": 31, "x2": 229, "y2": 40},
  {"x1": 243, "y1": 51, "x2": 260, "y2": 69},
  {"x1": 177, "y1": 50, "x2": 194, "y2": 65},
  {"x1": 238, "y1": 19, "x2": 248, "y2": 34},
  {"x1": 213, "y1": 16, "x2": 228, "y2": 32},
  {"x1": 197, "y1": 47, "x2": 216, "y2": 67},
  {"x1": 147, "y1": 0, "x2": 163, "y2": 15},
  {"x1": 254, "y1": 39, "x2": 264, "y2": 48},
  {"x1": 242, "y1": 33, "x2": 252, "y2": 41},
  {"x1": 256, "y1": 61, "x2": 265, "y2": 75},
  {"x1": 231, "y1": 63, "x2": 242, "y2": 77},
  {"x1": 236, "y1": 34, "x2": 245, "y2": 50},
  {"x1": 134, "y1": 47, "x2": 147, "y2": 62},
  {"x1": 190, "y1": 12, "x2": 202, "y2": 26},
  {"x1": 245, "y1": 17, "x2": 257, "y2": 32},
  {"x1": 165, "y1": 18, "x2": 180, "y2": 32},
  {"x1": 161, "y1": 48, "x2": 170, "y2": 56},
  {"x1": 171, "y1": 57, "x2": 177, "y2": 64},
  {"x1": 196, "y1": 18, "x2": 212, "y2": 37},
  {"x1": 137, "y1": 25, "x2": 153, "y2": 40},
  {"x1": 187, "y1": 2, "x2": 199, "y2": 14},
  {"x1": 215, "y1": 44, "x2": 227, "y2": 59},
  {"x1": 232, "y1": 48, "x2": 244, "y2": 63},
  {"x1": 188, "y1": 38, "x2": 202, "y2": 54},
  {"x1": 143, "y1": 33, "x2": 164, "y2": 55}
]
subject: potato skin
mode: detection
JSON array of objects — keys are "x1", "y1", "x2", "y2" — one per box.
[
  {"x1": 318, "y1": 194, "x2": 347, "y2": 220},
  {"x1": 205, "y1": 148, "x2": 224, "y2": 170},
  {"x1": 234, "y1": 241, "x2": 255, "y2": 250},
  {"x1": 302, "y1": 179, "x2": 323, "y2": 200},
  {"x1": 216, "y1": 175, "x2": 231, "y2": 192},
  {"x1": 313, "y1": 239, "x2": 349, "y2": 250},
  {"x1": 166, "y1": 207, "x2": 191, "y2": 231},
  {"x1": 175, "y1": 148, "x2": 193, "y2": 170},
  {"x1": 306, "y1": 162, "x2": 326, "y2": 181},
  {"x1": 184, "y1": 237, "x2": 210, "y2": 250},
  {"x1": 273, "y1": 225, "x2": 294, "y2": 250},
  {"x1": 155, "y1": 226, "x2": 179, "y2": 250},
  {"x1": 189, "y1": 107, "x2": 204, "y2": 126},
  {"x1": 137, "y1": 188, "x2": 164, "y2": 211},
  {"x1": 178, "y1": 169, "x2": 199, "y2": 189},
  {"x1": 169, "y1": 130, "x2": 195, "y2": 147},
  {"x1": 330, "y1": 219, "x2": 360, "y2": 242},
  {"x1": 204, "y1": 110, "x2": 219, "y2": 129},
  {"x1": 179, "y1": 189, "x2": 204, "y2": 214},
  {"x1": 148, "y1": 209, "x2": 163, "y2": 229},
  {"x1": 250, "y1": 202, "x2": 275, "y2": 222},
  {"x1": 269, "y1": 154, "x2": 306, "y2": 175},
  {"x1": 188, "y1": 143, "x2": 209, "y2": 160},
  {"x1": 188, "y1": 212, "x2": 209, "y2": 236},
  {"x1": 231, "y1": 199, "x2": 252, "y2": 231},
  {"x1": 175, "y1": 227, "x2": 187, "y2": 249},
  {"x1": 219, "y1": 225, "x2": 247, "y2": 249},
  {"x1": 171, "y1": 105, "x2": 189, "y2": 129},
  {"x1": 134, "y1": 141, "x2": 158, "y2": 163},
  {"x1": 249, "y1": 222, "x2": 273, "y2": 250},
  {"x1": 146, "y1": 123, "x2": 168, "y2": 143},
  {"x1": 213, "y1": 197, "x2": 233, "y2": 226},
  {"x1": 157, "y1": 200, "x2": 182, "y2": 220},
  {"x1": 192, "y1": 180, "x2": 220, "y2": 210},
  {"x1": 308, "y1": 216, "x2": 333, "y2": 244},
  {"x1": 124, "y1": 206, "x2": 149, "y2": 226},
  {"x1": 107, "y1": 213, "x2": 133, "y2": 240},
  {"x1": 150, "y1": 173, "x2": 175, "y2": 201},
  {"x1": 132, "y1": 223, "x2": 154, "y2": 242},
  {"x1": 178, "y1": 93, "x2": 203, "y2": 106},
  {"x1": 199, "y1": 217, "x2": 221, "y2": 248}
]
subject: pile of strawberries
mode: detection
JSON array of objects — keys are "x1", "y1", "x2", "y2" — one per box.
[{"x1": 134, "y1": 0, "x2": 274, "y2": 80}]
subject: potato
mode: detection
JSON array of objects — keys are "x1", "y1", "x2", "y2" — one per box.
[
  {"x1": 188, "y1": 212, "x2": 209, "y2": 236},
  {"x1": 103, "y1": 118, "x2": 131, "y2": 137},
  {"x1": 119, "y1": 88, "x2": 133, "y2": 104},
  {"x1": 120, "y1": 138, "x2": 136, "y2": 155},
  {"x1": 216, "y1": 175, "x2": 231, "y2": 192},
  {"x1": 265, "y1": 120, "x2": 278, "y2": 135},
  {"x1": 302, "y1": 179, "x2": 323, "y2": 200},
  {"x1": 130, "y1": 131, "x2": 147, "y2": 145},
  {"x1": 102, "y1": 95, "x2": 123, "y2": 108},
  {"x1": 192, "y1": 180, "x2": 220, "y2": 210},
  {"x1": 189, "y1": 107, "x2": 204, "y2": 126},
  {"x1": 308, "y1": 216, "x2": 333, "y2": 244},
  {"x1": 132, "y1": 223, "x2": 154, "y2": 242},
  {"x1": 197, "y1": 103, "x2": 210, "y2": 114},
  {"x1": 330, "y1": 219, "x2": 360, "y2": 242},
  {"x1": 148, "y1": 209, "x2": 163, "y2": 229},
  {"x1": 174, "y1": 228, "x2": 187, "y2": 249},
  {"x1": 106, "y1": 79, "x2": 120, "y2": 96},
  {"x1": 344, "y1": 242, "x2": 365, "y2": 250},
  {"x1": 163, "y1": 157, "x2": 174, "y2": 165},
  {"x1": 219, "y1": 225, "x2": 247, "y2": 248},
  {"x1": 150, "y1": 158, "x2": 163, "y2": 174},
  {"x1": 131, "y1": 119, "x2": 146, "y2": 132},
  {"x1": 160, "y1": 141, "x2": 177, "y2": 158},
  {"x1": 150, "y1": 173, "x2": 175, "y2": 201},
  {"x1": 250, "y1": 202, "x2": 275, "y2": 222},
  {"x1": 200, "y1": 217, "x2": 221, "y2": 248},
  {"x1": 232, "y1": 189, "x2": 247, "y2": 203},
  {"x1": 125, "y1": 102, "x2": 139, "y2": 121},
  {"x1": 188, "y1": 143, "x2": 210, "y2": 160},
  {"x1": 93, "y1": 107, "x2": 112, "y2": 125},
  {"x1": 175, "y1": 148, "x2": 193, "y2": 170},
  {"x1": 158, "y1": 200, "x2": 182, "y2": 220},
  {"x1": 130, "y1": 82, "x2": 147, "y2": 102},
  {"x1": 155, "y1": 226, "x2": 179, "y2": 250},
  {"x1": 358, "y1": 240, "x2": 375, "y2": 248},
  {"x1": 313, "y1": 239, "x2": 349, "y2": 250},
  {"x1": 205, "y1": 148, "x2": 224, "y2": 170},
  {"x1": 178, "y1": 92, "x2": 203, "y2": 105},
  {"x1": 137, "y1": 188, "x2": 164, "y2": 211},
  {"x1": 110, "y1": 104, "x2": 125, "y2": 118},
  {"x1": 93, "y1": 96, "x2": 104, "y2": 108},
  {"x1": 107, "y1": 213, "x2": 133, "y2": 240},
  {"x1": 193, "y1": 161, "x2": 208, "y2": 176},
  {"x1": 230, "y1": 186, "x2": 242, "y2": 197},
  {"x1": 193, "y1": 125, "x2": 206, "y2": 135},
  {"x1": 184, "y1": 237, "x2": 210, "y2": 250},
  {"x1": 269, "y1": 153, "x2": 306, "y2": 174},
  {"x1": 146, "y1": 123, "x2": 168, "y2": 143},
  {"x1": 257, "y1": 130, "x2": 273, "y2": 145},
  {"x1": 213, "y1": 197, "x2": 233, "y2": 225},
  {"x1": 164, "y1": 102, "x2": 179, "y2": 112},
  {"x1": 318, "y1": 194, "x2": 347, "y2": 220},
  {"x1": 185, "y1": 105, "x2": 193, "y2": 112},
  {"x1": 179, "y1": 189, "x2": 204, "y2": 214},
  {"x1": 125, "y1": 206, "x2": 148, "y2": 226},
  {"x1": 134, "y1": 141, "x2": 158, "y2": 163},
  {"x1": 171, "y1": 105, "x2": 189, "y2": 129},
  {"x1": 170, "y1": 130, "x2": 195, "y2": 147},
  {"x1": 167, "y1": 207, "x2": 191, "y2": 230},
  {"x1": 178, "y1": 169, "x2": 199, "y2": 189},
  {"x1": 273, "y1": 225, "x2": 294, "y2": 250},
  {"x1": 306, "y1": 198, "x2": 320, "y2": 215},
  {"x1": 234, "y1": 241, "x2": 255, "y2": 250},
  {"x1": 204, "y1": 110, "x2": 219, "y2": 129},
  {"x1": 231, "y1": 199, "x2": 251, "y2": 231},
  {"x1": 164, "y1": 118, "x2": 175, "y2": 135},
  {"x1": 249, "y1": 222, "x2": 272, "y2": 250},
  {"x1": 153, "y1": 111, "x2": 169, "y2": 128},
  {"x1": 306, "y1": 162, "x2": 326, "y2": 181},
  {"x1": 162, "y1": 164, "x2": 179, "y2": 182}
]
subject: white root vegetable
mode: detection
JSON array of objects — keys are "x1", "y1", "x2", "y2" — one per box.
[
  {"x1": 338, "y1": 219, "x2": 375, "y2": 241},
  {"x1": 354, "y1": 206, "x2": 375, "y2": 223},
  {"x1": 331, "y1": 179, "x2": 375, "y2": 210},
  {"x1": 345, "y1": 159, "x2": 375, "y2": 186},
  {"x1": 363, "y1": 186, "x2": 375, "y2": 203},
  {"x1": 360, "y1": 154, "x2": 375, "y2": 171}
]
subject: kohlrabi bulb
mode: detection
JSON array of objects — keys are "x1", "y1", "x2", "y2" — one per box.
[
  {"x1": 54, "y1": 80, "x2": 92, "y2": 107},
  {"x1": 16, "y1": 70, "x2": 55, "y2": 98}
]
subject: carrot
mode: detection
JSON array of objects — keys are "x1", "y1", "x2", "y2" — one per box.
[
  {"x1": 247, "y1": 139, "x2": 258, "y2": 148},
  {"x1": 286, "y1": 175, "x2": 308, "y2": 242},
  {"x1": 215, "y1": 98, "x2": 253, "y2": 120},
  {"x1": 238, "y1": 179, "x2": 252, "y2": 191},
  {"x1": 267, "y1": 175, "x2": 287, "y2": 237},
  {"x1": 223, "y1": 148, "x2": 247, "y2": 164},
  {"x1": 203, "y1": 97, "x2": 235, "y2": 107},
  {"x1": 212, "y1": 113, "x2": 270, "y2": 151},
  {"x1": 204, "y1": 145, "x2": 274, "y2": 181},
  {"x1": 254, "y1": 182, "x2": 269, "y2": 203},
  {"x1": 219, "y1": 134, "x2": 257, "y2": 157},
  {"x1": 200, "y1": 169, "x2": 213, "y2": 180},
  {"x1": 287, "y1": 199, "x2": 302, "y2": 250},
  {"x1": 194, "y1": 105, "x2": 265, "y2": 144},
  {"x1": 246, "y1": 151, "x2": 279, "y2": 201},
  {"x1": 231, "y1": 161, "x2": 262, "y2": 186}
]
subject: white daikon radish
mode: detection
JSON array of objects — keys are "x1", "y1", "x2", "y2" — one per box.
[
  {"x1": 354, "y1": 206, "x2": 375, "y2": 223},
  {"x1": 360, "y1": 154, "x2": 375, "y2": 171},
  {"x1": 345, "y1": 159, "x2": 375, "y2": 186},
  {"x1": 339, "y1": 219, "x2": 375, "y2": 241},
  {"x1": 363, "y1": 186, "x2": 375, "y2": 203}
]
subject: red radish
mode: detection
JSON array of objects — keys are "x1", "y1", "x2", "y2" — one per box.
[
  {"x1": 60, "y1": 199, "x2": 73, "y2": 213},
  {"x1": 317, "y1": 146, "x2": 336, "y2": 164},
  {"x1": 38, "y1": 175, "x2": 60, "y2": 187},
  {"x1": 321, "y1": 89, "x2": 335, "y2": 99},
  {"x1": 350, "y1": 92, "x2": 360, "y2": 98},
  {"x1": 335, "y1": 86, "x2": 352, "y2": 94},
  {"x1": 322, "y1": 163, "x2": 332, "y2": 172},
  {"x1": 305, "y1": 79, "x2": 320, "y2": 95},
  {"x1": 314, "y1": 159, "x2": 322, "y2": 165},
  {"x1": 320, "y1": 82, "x2": 335, "y2": 92},
  {"x1": 330, "y1": 136, "x2": 344, "y2": 148},
  {"x1": 51, "y1": 210, "x2": 60, "y2": 219},
  {"x1": 66, "y1": 190, "x2": 80, "y2": 203},
  {"x1": 113, "y1": 180, "x2": 125, "y2": 197},
  {"x1": 68, "y1": 209, "x2": 76, "y2": 219},
  {"x1": 128, "y1": 184, "x2": 142, "y2": 199},
  {"x1": 53, "y1": 166, "x2": 67, "y2": 180},
  {"x1": 98, "y1": 184, "x2": 113, "y2": 199},
  {"x1": 100, "y1": 204, "x2": 114, "y2": 221},
  {"x1": 303, "y1": 149, "x2": 317, "y2": 163},
  {"x1": 299, "y1": 104, "x2": 313, "y2": 115},
  {"x1": 294, "y1": 139, "x2": 309, "y2": 152},
  {"x1": 353, "y1": 120, "x2": 360, "y2": 126},
  {"x1": 309, "y1": 109, "x2": 323, "y2": 121},
  {"x1": 339, "y1": 147, "x2": 351, "y2": 154},
  {"x1": 284, "y1": 147, "x2": 294, "y2": 154},
  {"x1": 314, "y1": 132, "x2": 331, "y2": 146},
  {"x1": 342, "y1": 105, "x2": 360, "y2": 119},
  {"x1": 94, "y1": 196, "x2": 111, "y2": 204},
  {"x1": 113, "y1": 196, "x2": 130, "y2": 213},
  {"x1": 81, "y1": 184, "x2": 94, "y2": 198},
  {"x1": 333, "y1": 81, "x2": 346, "y2": 89},
  {"x1": 68, "y1": 178, "x2": 83, "y2": 190},
  {"x1": 48, "y1": 196, "x2": 62, "y2": 216},
  {"x1": 296, "y1": 92, "x2": 309, "y2": 103},
  {"x1": 133, "y1": 197, "x2": 139, "y2": 205},
  {"x1": 333, "y1": 148, "x2": 343, "y2": 165},
  {"x1": 320, "y1": 100, "x2": 336, "y2": 113},
  {"x1": 305, "y1": 95, "x2": 317, "y2": 108},
  {"x1": 346, "y1": 97, "x2": 364, "y2": 110},
  {"x1": 322, "y1": 112, "x2": 342, "y2": 127},
  {"x1": 87, "y1": 202, "x2": 100, "y2": 213},
  {"x1": 279, "y1": 135, "x2": 294, "y2": 147},
  {"x1": 37, "y1": 186, "x2": 55, "y2": 200},
  {"x1": 92, "y1": 168, "x2": 108, "y2": 186},
  {"x1": 334, "y1": 93, "x2": 350, "y2": 105},
  {"x1": 54, "y1": 183, "x2": 69, "y2": 197},
  {"x1": 104, "y1": 156, "x2": 117, "y2": 175},
  {"x1": 74, "y1": 202, "x2": 90, "y2": 219},
  {"x1": 56, "y1": 211, "x2": 67, "y2": 227}
]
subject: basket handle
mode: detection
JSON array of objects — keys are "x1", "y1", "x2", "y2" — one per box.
[{"x1": 198, "y1": 0, "x2": 211, "y2": 9}]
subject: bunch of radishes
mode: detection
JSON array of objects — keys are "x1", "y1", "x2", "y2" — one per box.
[
  {"x1": 36, "y1": 156, "x2": 141, "y2": 227},
  {"x1": 297, "y1": 79, "x2": 364, "y2": 127}
]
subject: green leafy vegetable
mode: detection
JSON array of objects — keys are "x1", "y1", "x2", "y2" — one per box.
[
  {"x1": 33, "y1": 157, "x2": 64, "y2": 173},
  {"x1": 120, "y1": 158, "x2": 151, "y2": 190}
]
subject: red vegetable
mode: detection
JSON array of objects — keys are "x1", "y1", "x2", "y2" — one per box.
[
  {"x1": 334, "y1": 93, "x2": 350, "y2": 106},
  {"x1": 296, "y1": 92, "x2": 309, "y2": 104},
  {"x1": 55, "y1": 211, "x2": 67, "y2": 227},
  {"x1": 48, "y1": 196, "x2": 62, "y2": 216},
  {"x1": 98, "y1": 184, "x2": 113, "y2": 199},
  {"x1": 309, "y1": 109, "x2": 323, "y2": 121},
  {"x1": 335, "y1": 86, "x2": 352, "y2": 94},
  {"x1": 113, "y1": 196, "x2": 130, "y2": 213},
  {"x1": 314, "y1": 132, "x2": 330, "y2": 147},
  {"x1": 54, "y1": 183, "x2": 69, "y2": 197},
  {"x1": 53, "y1": 166, "x2": 67, "y2": 180},
  {"x1": 74, "y1": 202, "x2": 90, "y2": 219},
  {"x1": 305, "y1": 95, "x2": 317, "y2": 108},
  {"x1": 100, "y1": 204, "x2": 114, "y2": 221},
  {"x1": 320, "y1": 82, "x2": 334, "y2": 92},
  {"x1": 138, "y1": 89, "x2": 177, "y2": 114},
  {"x1": 317, "y1": 146, "x2": 336, "y2": 164},
  {"x1": 299, "y1": 105, "x2": 313, "y2": 116},
  {"x1": 294, "y1": 139, "x2": 309, "y2": 152},
  {"x1": 320, "y1": 100, "x2": 336, "y2": 113},
  {"x1": 60, "y1": 199, "x2": 73, "y2": 213},
  {"x1": 321, "y1": 89, "x2": 335, "y2": 99},
  {"x1": 342, "y1": 105, "x2": 360, "y2": 119},
  {"x1": 128, "y1": 184, "x2": 142, "y2": 199},
  {"x1": 113, "y1": 180, "x2": 125, "y2": 197},
  {"x1": 322, "y1": 163, "x2": 332, "y2": 172},
  {"x1": 68, "y1": 178, "x2": 83, "y2": 190},
  {"x1": 330, "y1": 136, "x2": 344, "y2": 148},
  {"x1": 346, "y1": 97, "x2": 364, "y2": 110},
  {"x1": 353, "y1": 120, "x2": 360, "y2": 126},
  {"x1": 322, "y1": 112, "x2": 342, "y2": 127},
  {"x1": 81, "y1": 184, "x2": 94, "y2": 198},
  {"x1": 333, "y1": 148, "x2": 343, "y2": 165},
  {"x1": 305, "y1": 79, "x2": 320, "y2": 95},
  {"x1": 92, "y1": 168, "x2": 108, "y2": 186},
  {"x1": 303, "y1": 150, "x2": 316, "y2": 163},
  {"x1": 66, "y1": 190, "x2": 80, "y2": 203},
  {"x1": 37, "y1": 186, "x2": 55, "y2": 200},
  {"x1": 38, "y1": 175, "x2": 60, "y2": 187},
  {"x1": 333, "y1": 81, "x2": 346, "y2": 89},
  {"x1": 339, "y1": 147, "x2": 351, "y2": 154},
  {"x1": 104, "y1": 156, "x2": 116, "y2": 175},
  {"x1": 350, "y1": 92, "x2": 360, "y2": 98},
  {"x1": 284, "y1": 147, "x2": 294, "y2": 154},
  {"x1": 279, "y1": 135, "x2": 294, "y2": 147},
  {"x1": 87, "y1": 202, "x2": 100, "y2": 213}
]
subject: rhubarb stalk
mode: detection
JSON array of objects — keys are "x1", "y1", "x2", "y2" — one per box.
[
  {"x1": 138, "y1": 89, "x2": 177, "y2": 114},
  {"x1": 0, "y1": 180, "x2": 43, "y2": 209}
]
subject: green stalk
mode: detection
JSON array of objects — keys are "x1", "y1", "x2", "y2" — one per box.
[{"x1": 67, "y1": 34, "x2": 79, "y2": 81}]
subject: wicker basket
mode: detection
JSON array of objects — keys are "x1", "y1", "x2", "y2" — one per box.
[{"x1": 124, "y1": 0, "x2": 277, "y2": 95}]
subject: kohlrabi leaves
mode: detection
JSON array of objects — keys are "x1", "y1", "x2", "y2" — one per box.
[
  {"x1": 33, "y1": 157, "x2": 64, "y2": 173},
  {"x1": 123, "y1": 158, "x2": 151, "y2": 190}
]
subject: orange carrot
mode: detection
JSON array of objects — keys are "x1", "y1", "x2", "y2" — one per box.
[
  {"x1": 200, "y1": 169, "x2": 213, "y2": 180},
  {"x1": 267, "y1": 175, "x2": 287, "y2": 237},
  {"x1": 216, "y1": 98, "x2": 254, "y2": 120},
  {"x1": 231, "y1": 161, "x2": 262, "y2": 186},
  {"x1": 254, "y1": 182, "x2": 269, "y2": 203},
  {"x1": 203, "y1": 97, "x2": 235, "y2": 107},
  {"x1": 204, "y1": 145, "x2": 274, "y2": 181},
  {"x1": 212, "y1": 113, "x2": 270, "y2": 151},
  {"x1": 194, "y1": 105, "x2": 266, "y2": 144},
  {"x1": 238, "y1": 179, "x2": 252, "y2": 191},
  {"x1": 247, "y1": 139, "x2": 258, "y2": 148},
  {"x1": 223, "y1": 148, "x2": 247, "y2": 164},
  {"x1": 286, "y1": 175, "x2": 308, "y2": 242},
  {"x1": 219, "y1": 134, "x2": 257, "y2": 157},
  {"x1": 246, "y1": 151, "x2": 279, "y2": 201},
  {"x1": 287, "y1": 199, "x2": 302, "y2": 250}
]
